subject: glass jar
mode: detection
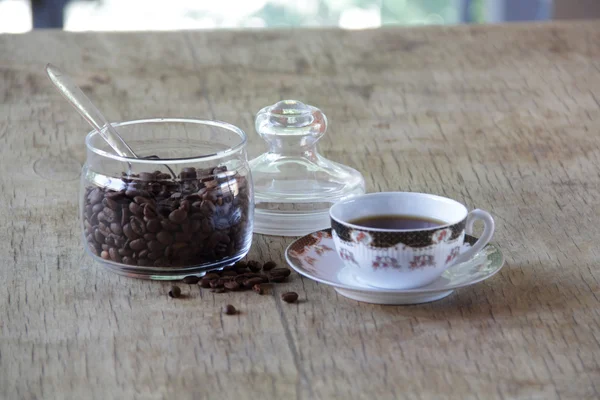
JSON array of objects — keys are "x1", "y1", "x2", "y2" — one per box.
[{"x1": 80, "y1": 118, "x2": 254, "y2": 279}]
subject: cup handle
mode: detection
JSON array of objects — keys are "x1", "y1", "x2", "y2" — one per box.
[{"x1": 452, "y1": 209, "x2": 495, "y2": 265}]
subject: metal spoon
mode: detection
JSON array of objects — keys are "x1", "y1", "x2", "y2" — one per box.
[
  {"x1": 46, "y1": 63, "x2": 138, "y2": 158},
  {"x1": 45, "y1": 63, "x2": 176, "y2": 178}
]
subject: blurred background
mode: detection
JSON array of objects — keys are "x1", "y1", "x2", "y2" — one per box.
[{"x1": 0, "y1": 0, "x2": 598, "y2": 33}]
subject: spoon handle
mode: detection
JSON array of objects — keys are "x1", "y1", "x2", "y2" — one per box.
[{"x1": 45, "y1": 63, "x2": 138, "y2": 158}]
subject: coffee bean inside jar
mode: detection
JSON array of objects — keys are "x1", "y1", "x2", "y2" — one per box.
[{"x1": 83, "y1": 166, "x2": 251, "y2": 268}]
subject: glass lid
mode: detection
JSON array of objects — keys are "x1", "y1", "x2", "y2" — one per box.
[{"x1": 249, "y1": 100, "x2": 365, "y2": 236}]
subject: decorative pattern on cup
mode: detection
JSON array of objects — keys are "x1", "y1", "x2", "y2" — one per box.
[
  {"x1": 332, "y1": 228, "x2": 466, "y2": 273},
  {"x1": 350, "y1": 230, "x2": 372, "y2": 245},
  {"x1": 431, "y1": 227, "x2": 452, "y2": 244},
  {"x1": 331, "y1": 218, "x2": 466, "y2": 249}
]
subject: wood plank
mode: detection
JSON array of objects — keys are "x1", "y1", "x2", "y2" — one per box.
[{"x1": 1, "y1": 21, "x2": 600, "y2": 399}]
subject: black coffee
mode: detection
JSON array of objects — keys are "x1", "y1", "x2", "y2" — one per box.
[{"x1": 349, "y1": 215, "x2": 446, "y2": 229}]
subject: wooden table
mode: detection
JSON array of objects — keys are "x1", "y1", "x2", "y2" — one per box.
[{"x1": 2, "y1": 21, "x2": 600, "y2": 399}]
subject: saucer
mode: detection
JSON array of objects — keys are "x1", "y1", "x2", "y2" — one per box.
[{"x1": 285, "y1": 229, "x2": 505, "y2": 305}]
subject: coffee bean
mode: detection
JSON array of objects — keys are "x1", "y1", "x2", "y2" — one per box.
[
  {"x1": 169, "y1": 285, "x2": 181, "y2": 298},
  {"x1": 122, "y1": 256, "x2": 135, "y2": 265},
  {"x1": 105, "y1": 190, "x2": 124, "y2": 200},
  {"x1": 105, "y1": 197, "x2": 119, "y2": 210},
  {"x1": 105, "y1": 235, "x2": 116, "y2": 246},
  {"x1": 170, "y1": 242, "x2": 187, "y2": 253},
  {"x1": 270, "y1": 268, "x2": 291, "y2": 277},
  {"x1": 125, "y1": 189, "x2": 139, "y2": 198},
  {"x1": 182, "y1": 276, "x2": 200, "y2": 284},
  {"x1": 153, "y1": 231, "x2": 173, "y2": 246},
  {"x1": 223, "y1": 304, "x2": 237, "y2": 315},
  {"x1": 189, "y1": 220, "x2": 202, "y2": 233},
  {"x1": 143, "y1": 205, "x2": 157, "y2": 220},
  {"x1": 200, "y1": 278, "x2": 212, "y2": 288},
  {"x1": 210, "y1": 279, "x2": 224, "y2": 289},
  {"x1": 161, "y1": 220, "x2": 179, "y2": 232},
  {"x1": 169, "y1": 209, "x2": 187, "y2": 224},
  {"x1": 92, "y1": 203, "x2": 104, "y2": 213},
  {"x1": 118, "y1": 248, "x2": 134, "y2": 257},
  {"x1": 133, "y1": 196, "x2": 151, "y2": 205},
  {"x1": 247, "y1": 260, "x2": 261, "y2": 272},
  {"x1": 243, "y1": 277, "x2": 264, "y2": 289},
  {"x1": 130, "y1": 216, "x2": 146, "y2": 236},
  {"x1": 94, "y1": 229, "x2": 105, "y2": 243},
  {"x1": 180, "y1": 167, "x2": 196, "y2": 180},
  {"x1": 147, "y1": 251, "x2": 162, "y2": 261},
  {"x1": 122, "y1": 223, "x2": 139, "y2": 240},
  {"x1": 262, "y1": 261, "x2": 277, "y2": 271},
  {"x1": 201, "y1": 218, "x2": 214, "y2": 233},
  {"x1": 281, "y1": 292, "x2": 299, "y2": 303},
  {"x1": 129, "y1": 202, "x2": 142, "y2": 216},
  {"x1": 154, "y1": 257, "x2": 169, "y2": 267},
  {"x1": 129, "y1": 239, "x2": 146, "y2": 251},
  {"x1": 110, "y1": 223, "x2": 123, "y2": 235},
  {"x1": 147, "y1": 240, "x2": 166, "y2": 252},
  {"x1": 224, "y1": 281, "x2": 240, "y2": 291},
  {"x1": 88, "y1": 188, "x2": 103, "y2": 204},
  {"x1": 108, "y1": 247, "x2": 121, "y2": 262},
  {"x1": 114, "y1": 236, "x2": 126, "y2": 247},
  {"x1": 221, "y1": 270, "x2": 238, "y2": 277},
  {"x1": 269, "y1": 275, "x2": 287, "y2": 283},
  {"x1": 146, "y1": 218, "x2": 161, "y2": 233},
  {"x1": 180, "y1": 200, "x2": 191, "y2": 212},
  {"x1": 253, "y1": 284, "x2": 264, "y2": 294},
  {"x1": 143, "y1": 233, "x2": 156, "y2": 241}
]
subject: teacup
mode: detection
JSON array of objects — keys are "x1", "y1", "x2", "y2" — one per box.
[{"x1": 329, "y1": 192, "x2": 495, "y2": 289}]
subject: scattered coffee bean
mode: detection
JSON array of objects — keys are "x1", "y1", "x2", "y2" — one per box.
[
  {"x1": 282, "y1": 292, "x2": 299, "y2": 303},
  {"x1": 224, "y1": 281, "x2": 241, "y2": 291},
  {"x1": 252, "y1": 284, "x2": 263, "y2": 295},
  {"x1": 243, "y1": 277, "x2": 264, "y2": 289},
  {"x1": 270, "y1": 268, "x2": 291, "y2": 277},
  {"x1": 169, "y1": 285, "x2": 181, "y2": 298},
  {"x1": 182, "y1": 276, "x2": 200, "y2": 284},
  {"x1": 269, "y1": 275, "x2": 287, "y2": 283},
  {"x1": 262, "y1": 261, "x2": 277, "y2": 271},
  {"x1": 200, "y1": 278, "x2": 213, "y2": 288},
  {"x1": 247, "y1": 260, "x2": 262, "y2": 272},
  {"x1": 210, "y1": 279, "x2": 224, "y2": 289},
  {"x1": 223, "y1": 304, "x2": 237, "y2": 315}
]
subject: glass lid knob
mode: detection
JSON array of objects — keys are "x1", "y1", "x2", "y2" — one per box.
[{"x1": 249, "y1": 100, "x2": 365, "y2": 237}]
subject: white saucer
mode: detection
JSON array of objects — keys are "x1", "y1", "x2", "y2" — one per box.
[{"x1": 285, "y1": 229, "x2": 505, "y2": 305}]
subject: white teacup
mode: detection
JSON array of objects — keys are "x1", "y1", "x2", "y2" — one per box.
[{"x1": 329, "y1": 192, "x2": 495, "y2": 289}]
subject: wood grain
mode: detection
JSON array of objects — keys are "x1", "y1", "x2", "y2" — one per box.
[{"x1": 1, "y1": 21, "x2": 600, "y2": 399}]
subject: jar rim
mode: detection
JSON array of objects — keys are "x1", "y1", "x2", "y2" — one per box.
[{"x1": 85, "y1": 118, "x2": 247, "y2": 164}]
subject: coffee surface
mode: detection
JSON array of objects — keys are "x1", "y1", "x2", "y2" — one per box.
[{"x1": 349, "y1": 215, "x2": 446, "y2": 230}]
